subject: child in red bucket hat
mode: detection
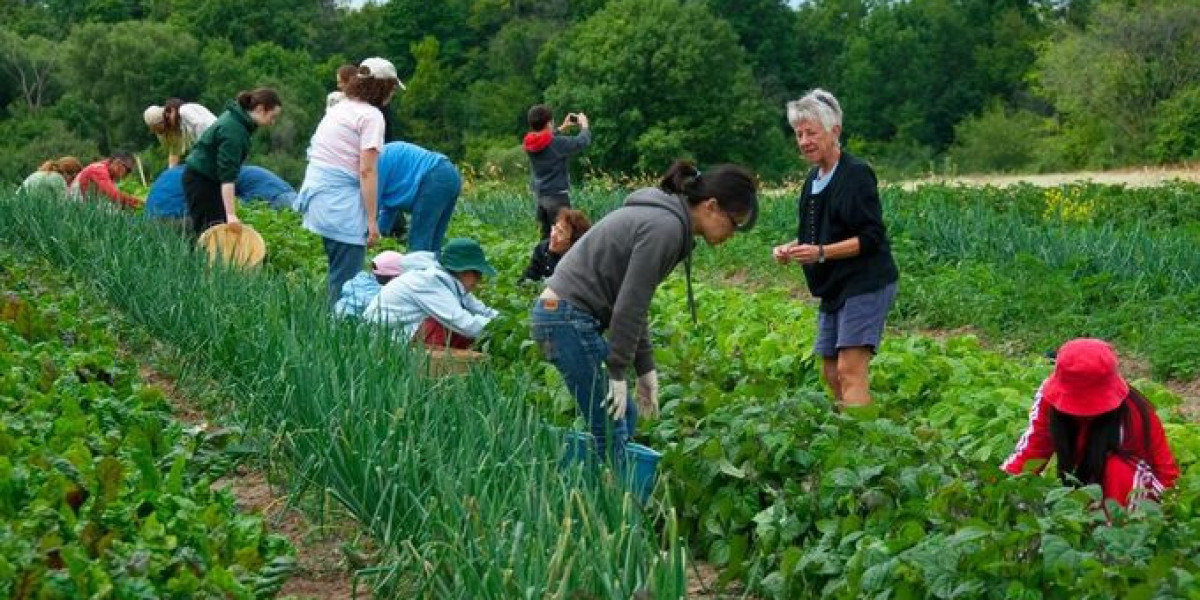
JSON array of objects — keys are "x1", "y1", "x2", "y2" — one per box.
[{"x1": 1002, "y1": 338, "x2": 1179, "y2": 507}]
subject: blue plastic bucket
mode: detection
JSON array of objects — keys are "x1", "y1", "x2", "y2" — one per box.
[
  {"x1": 556, "y1": 430, "x2": 662, "y2": 503},
  {"x1": 562, "y1": 430, "x2": 594, "y2": 468},
  {"x1": 624, "y1": 442, "x2": 662, "y2": 504}
]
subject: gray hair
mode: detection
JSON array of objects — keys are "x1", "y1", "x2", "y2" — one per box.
[{"x1": 786, "y1": 88, "x2": 843, "y2": 133}]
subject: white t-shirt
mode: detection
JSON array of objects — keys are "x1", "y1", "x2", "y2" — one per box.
[
  {"x1": 159, "y1": 103, "x2": 217, "y2": 156},
  {"x1": 307, "y1": 99, "x2": 385, "y2": 174}
]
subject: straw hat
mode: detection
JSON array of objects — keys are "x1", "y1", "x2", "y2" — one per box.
[{"x1": 197, "y1": 224, "x2": 267, "y2": 268}]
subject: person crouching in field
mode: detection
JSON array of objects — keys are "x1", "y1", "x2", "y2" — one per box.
[
  {"x1": 363, "y1": 238, "x2": 499, "y2": 350},
  {"x1": 298, "y1": 57, "x2": 400, "y2": 307},
  {"x1": 21, "y1": 157, "x2": 83, "y2": 199},
  {"x1": 72, "y1": 153, "x2": 143, "y2": 209},
  {"x1": 1002, "y1": 338, "x2": 1178, "y2": 509},
  {"x1": 531, "y1": 160, "x2": 757, "y2": 466},
  {"x1": 335, "y1": 250, "x2": 405, "y2": 318},
  {"x1": 183, "y1": 88, "x2": 283, "y2": 236},
  {"x1": 520, "y1": 208, "x2": 591, "y2": 283},
  {"x1": 772, "y1": 89, "x2": 898, "y2": 411}
]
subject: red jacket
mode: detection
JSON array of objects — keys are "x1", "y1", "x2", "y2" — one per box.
[
  {"x1": 1002, "y1": 382, "x2": 1179, "y2": 506},
  {"x1": 74, "y1": 162, "x2": 141, "y2": 209}
]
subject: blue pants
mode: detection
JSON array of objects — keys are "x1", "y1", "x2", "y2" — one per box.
[
  {"x1": 403, "y1": 160, "x2": 460, "y2": 254},
  {"x1": 530, "y1": 297, "x2": 636, "y2": 467},
  {"x1": 322, "y1": 238, "x2": 366, "y2": 308}
]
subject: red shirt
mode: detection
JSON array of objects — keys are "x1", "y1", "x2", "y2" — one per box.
[
  {"x1": 74, "y1": 162, "x2": 141, "y2": 209},
  {"x1": 1002, "y1": 382, "x2": 1179, "y2": 506}
]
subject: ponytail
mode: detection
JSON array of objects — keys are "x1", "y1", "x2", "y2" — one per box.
[
  {"x1": 236, "y1": 87, "x2": 282, "y2": 111},
  {"x1": 659, "y1": 160, "x2": 703, "y2": 197},
  {"x1": 658, "y1": 159, "x2": 758, "y2": 232}
]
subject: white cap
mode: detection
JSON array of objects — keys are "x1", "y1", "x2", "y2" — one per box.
[
  {"x1": 359, "y1": 57, "x2": 406, "y2": 90},
  {"x1": 143, "y1": 105, "x2": 166, "y2": 127}
]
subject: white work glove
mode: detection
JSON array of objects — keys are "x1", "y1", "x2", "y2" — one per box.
[
  {"x1": 636, "y1": 370, "x2": 660, "y2": 419},
  {"x1": 604, "y1": 378, "x2": 628, "y2": 421}
]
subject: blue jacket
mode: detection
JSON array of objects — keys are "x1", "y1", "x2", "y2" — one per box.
[
  {"x1": 144, "y1": 165, "x2": 298, "y2": 218},
  {"x1": 334, "y1": 272, "x2": 382, "y2": 318},
  {"x1": 237, "y1": 166, "x2": 298, "y2": 210}
]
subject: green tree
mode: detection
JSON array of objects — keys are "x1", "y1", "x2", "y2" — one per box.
[
  {"x1": 0, "y1": 30, "x2": 64, "y2": 113},
  {"x1": 1152, "y1": 84, "x2": 1200, "y2": 162},
  {"x1": 398, "y1": 37, "x2": 461, "y2": 156},
  {"x1": 60, "y1": 21, "x2": 202, "y2": 152},
  {"x1": 704, "y1": 0, "x2": 804, "y2": 101},
  {"x1": 543, "y1": 0, "x2": 789, "y2": 176},
  {"x1": 462, "y1": 18, "x2": 557, "y2": 136},
  {"x1": 0, "y1": 108, "x2": 99, "y2": 183},
  {"x1": 948, "y1": 101, "x2": 1053, "y2": 173},
  {"x1": 837, "y1": 0, "x2": 1044, "y2": 152},
  {"x1": 377, "y1": 0, "x2": 477, "y2": 75},
  {"x1": 1037, "y1": 0, "x2": 1200, "y2": 165},
  {"x1": 167, "y1": 0, "x2": 327, "y2": 51}
]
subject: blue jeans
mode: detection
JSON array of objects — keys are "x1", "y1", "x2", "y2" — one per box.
[
  {"x1": 530, "y1": 297, "x2": 636, "y2": 466},
  {"x1": 406, "y1": 160, "x2": 460, "y2": 254},
  {"x1": 322, "y1": 237, "x2": 366, "y2": 308}
]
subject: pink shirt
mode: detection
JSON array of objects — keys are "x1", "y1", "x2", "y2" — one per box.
[{"x1": 307, "y1": 99, "x2": 385, "y2": 174}]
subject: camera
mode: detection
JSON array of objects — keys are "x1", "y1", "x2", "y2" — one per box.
[{"x1": 567, "y1": 114, "x2": 579, "y2": 124}]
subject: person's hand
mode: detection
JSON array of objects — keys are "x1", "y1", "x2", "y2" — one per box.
[
  {"x1": 557, "y1": 114, "x2": 575, "y2": 133},
  {"x1": 366, "y1": 222, "x2": 380, "y2": 248},
  {"x1": 604, "y1": 378, "x2": 628, "y2": 421},
  {"x1": 576, "y1": 113, "x2": 590, "y2": 129},
  {"x1": 225, "y1": 214, "x2": 243, "y2": 233},
  {"x1": 788, "y1": 244, "x2": 821, "y2": 264},
  {"x1": 772, "y1": 243, "x2": 794, "y2": 264},
  {"x1": 636, "y1": 370, "x2": 659, "y2": 419}
]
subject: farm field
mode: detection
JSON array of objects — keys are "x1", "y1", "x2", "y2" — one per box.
[{"x1": 2, "y1": 179, "x2": 1199, "y2": 598}]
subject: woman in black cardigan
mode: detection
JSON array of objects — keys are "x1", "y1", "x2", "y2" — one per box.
[{"x1": 773, "y1": 89, "x2": 899, "y2": 410}]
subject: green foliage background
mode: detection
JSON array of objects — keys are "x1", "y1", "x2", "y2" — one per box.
[{"x1": 0, "y1": 0, "x2": 1198, "y2": 185}]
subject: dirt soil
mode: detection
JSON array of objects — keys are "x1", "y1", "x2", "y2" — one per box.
[
  {"x1": 688, "y1": 561, "x2": 753, "y2": 599},
  {"x1": 895, "y1": 164, "x2": 1200, "y2": 190},
  {"x1": 139, "y1": 366, "x2": 371, "y2": 599}
]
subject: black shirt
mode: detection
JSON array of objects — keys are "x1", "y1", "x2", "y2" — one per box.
[
  {"x1": 521, "y1": 239, "x2": 563, "y2": 282},
  {"x1": 797, "y1": 152, "x2": 899, "y2": 312}
]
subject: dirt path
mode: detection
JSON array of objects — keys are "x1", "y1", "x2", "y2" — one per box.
[
  {"x1": 895, "y1": 164, "x2": 1200, "y2": 190},
  {"x1": 138, "y1": 364, "x2": 372, "y2": 599}
]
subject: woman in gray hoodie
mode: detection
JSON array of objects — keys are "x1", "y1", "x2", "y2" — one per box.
[{"x1": 530, "y1": 160, "x2": 757, "y2": 466}]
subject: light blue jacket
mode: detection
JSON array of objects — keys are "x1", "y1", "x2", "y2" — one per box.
[
  {"x1": 297, "y1": 163, "x2": 366, "y2": 246},
  {"x1": 335, "y1": 252, "x2": 439, "y2": 319},
  {"x1": 362, "y1": 254, "x2": 498, "y2": 340},
  {"x1": 334, "y1": 272, "x2": 382, "y2": 318}
]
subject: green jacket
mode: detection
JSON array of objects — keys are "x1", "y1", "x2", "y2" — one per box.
[{"x1": 185, "y1": 100, "x2": 256, "y2": 184}]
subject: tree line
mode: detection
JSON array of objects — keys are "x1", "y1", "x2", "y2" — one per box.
[{"x1": 1, "y1": 0, "x2": 1197, "y2": 185}]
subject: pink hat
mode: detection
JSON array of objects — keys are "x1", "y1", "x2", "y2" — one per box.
[
  {"x1": 371, "y1": 251, "x2": 405, "y2": 277},
  {"x1": 1042, "y1": 338, "x2": 1129, "y2": 417}
]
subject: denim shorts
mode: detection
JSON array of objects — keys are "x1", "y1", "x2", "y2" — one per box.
[{"x1": 814, "y1": 281, "x2": 898, "y2": 358}]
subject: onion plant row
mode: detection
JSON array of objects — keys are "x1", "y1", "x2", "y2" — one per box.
[{"x1": 0, "y1": 194, "x2": 687, "y2": 599}]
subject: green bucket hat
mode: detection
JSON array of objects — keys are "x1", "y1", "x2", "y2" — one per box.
[{"x1": 439, "y1": 238, "x2": 497, "y2": 277}]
